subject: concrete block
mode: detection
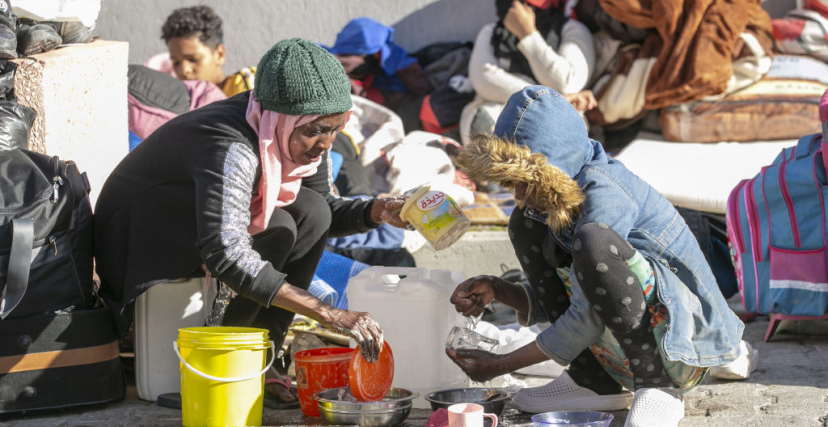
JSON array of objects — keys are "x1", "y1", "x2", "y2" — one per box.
[
  {"x1": 12, "y1": 40, "x2": 129, "y2": 207},
  {"x1": 412, "y1": 230, "x2": 520, "y2": 279}
]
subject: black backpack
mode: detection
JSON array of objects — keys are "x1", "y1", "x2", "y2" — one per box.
[{"x1": 0, "y1": 149, "x2": 124, "y2": 414}]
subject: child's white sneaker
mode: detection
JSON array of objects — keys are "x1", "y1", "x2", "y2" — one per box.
[
  {"x1": 511, "y1": 371, "x2": 633, "y2": 413},
  {"x1": 709, "y1": 340, "x2": 759, "y2": 380},
  {"x1": 624, "y1": 387, "x2": 684, "y2": 427}
]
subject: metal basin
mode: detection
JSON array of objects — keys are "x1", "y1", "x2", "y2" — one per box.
[
  {"x1": 314, "y1": 387, "x2": 419, "y2": 427},
  {"x1": 424, "y1": 387, "x2": 511, "y2": 416}
]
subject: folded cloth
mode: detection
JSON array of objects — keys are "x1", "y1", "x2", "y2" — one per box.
[
  {"x1": 308, "y1": 276, "x2": 339, "y2": 307},
  {"x1": 773, "y1": 9, "x2": 828, "y2": 62},
  {"x1": 314, "y1": 251, "x2": 371, "y2": 309}
]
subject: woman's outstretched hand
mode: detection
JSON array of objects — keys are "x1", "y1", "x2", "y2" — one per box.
[
  {"x1": 370, "y1": 197, "x2": 409, "y2": 229},
  {"x1": 504, "y1": 0, "x2": 537, "y2": 40}
]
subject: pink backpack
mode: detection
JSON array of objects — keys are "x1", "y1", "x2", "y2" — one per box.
[{"x1": 726, "y1": 90, "x2": 828, "y2": 319}]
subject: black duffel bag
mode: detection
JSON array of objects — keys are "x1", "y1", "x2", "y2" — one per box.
[
  {"x1": 0, "y1": 149, "x2": 94, "y2": 319},
  {"x1": 0, "y1": 149, "x2": 124, "y2": 413},
  {"x1": 0, "y1": 307, "x2": 124, "y2": 413}
]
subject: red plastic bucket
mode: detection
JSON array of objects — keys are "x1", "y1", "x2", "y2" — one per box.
[{"x1": 294, "y1": 347, "x2": 354, "y2": 417}]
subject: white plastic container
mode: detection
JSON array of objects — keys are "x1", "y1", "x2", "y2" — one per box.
[
  {"x1": 135, "y1": 277, "x2": 216, "y2": 401},
  {"x1": 347, "y1": 267, "x2": 468, "y2": 408}
]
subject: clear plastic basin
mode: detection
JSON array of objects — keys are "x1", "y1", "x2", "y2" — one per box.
[{"x1": 531, "y1": 411, "x2": 614, "y2": 427}]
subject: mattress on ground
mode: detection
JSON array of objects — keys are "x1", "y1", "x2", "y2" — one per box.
[
  {"x1": 660, "y1": 79, "x2": 827, "y2": 143},
  {"x1": 613, "y1": 133, "x2": 797, "y2": 214}
]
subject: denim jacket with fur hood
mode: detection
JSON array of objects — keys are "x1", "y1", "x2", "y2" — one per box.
[{"x1": 456, "y1": 86, "x2": 743, "y2": 367}]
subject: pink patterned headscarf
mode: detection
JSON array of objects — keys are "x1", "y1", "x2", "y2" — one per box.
[{"x1": 245, "y1": 94, "x2": 322, "y2": 235}]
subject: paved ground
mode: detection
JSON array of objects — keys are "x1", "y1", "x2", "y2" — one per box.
[{"x1": 1, "y1": 312, "x2": 827, "y2": 427}]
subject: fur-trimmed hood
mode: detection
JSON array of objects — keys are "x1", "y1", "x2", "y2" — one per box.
[
  {"x1": 456, "y1": 86, "x2": 608, "y2": 232},
  {"x1": 457, "y1": 133, "x2": 586, "y2": 232}
]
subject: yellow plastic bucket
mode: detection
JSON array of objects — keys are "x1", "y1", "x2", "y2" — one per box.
[{"x1": 175, "y1": 327, "x2": 274, "y2": 427}]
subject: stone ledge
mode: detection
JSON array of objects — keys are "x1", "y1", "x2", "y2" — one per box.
[
  {"x1": 411, "y1": 230, "x2": 520, "y2": 279},
  {"x1": 12, "y1": 40, "x2": 129, "y2": 207}
]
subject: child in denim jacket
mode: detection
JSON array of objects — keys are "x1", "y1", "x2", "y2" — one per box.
[{"x1": 447, "y1": 86, "x2": 744, "y2": 426}]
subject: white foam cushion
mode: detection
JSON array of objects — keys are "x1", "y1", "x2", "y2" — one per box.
[{"x1": 613, "y1": 132, "x2": 797, "y2": 214}]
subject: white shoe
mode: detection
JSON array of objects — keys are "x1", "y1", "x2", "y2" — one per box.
[
  {"x1": 624, "y1": 387, "x2": 684, "y2": 427},
  {"x1": 511, "y1": 371, "x2": 633, "y2": 413},
  {"x1": 709, "y1": 340, "x2": 759, "y2": 380}
]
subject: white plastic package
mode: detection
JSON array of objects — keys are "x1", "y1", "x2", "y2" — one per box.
[{"x1": 12, "y1": 0, "x2": 101, "y2": 27}]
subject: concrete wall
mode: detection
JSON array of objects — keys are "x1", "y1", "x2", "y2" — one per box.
[
  {"x1": 96, "y1": 0, "x2": 796, "y2": 75},
  {"x1": 762, "y1": 0, "x2": 799, "y2": 19},
  {"x1": 95, "y1": 0, "x2": 496, "y2": 74}
]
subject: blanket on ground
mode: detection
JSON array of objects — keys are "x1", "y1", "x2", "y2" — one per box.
[
  {"x1": 773, "y1": 9, "x2": 828, "y2": 63},
  {"x1": 587, "y1": 0, "x2": 773, "y2": 127}
]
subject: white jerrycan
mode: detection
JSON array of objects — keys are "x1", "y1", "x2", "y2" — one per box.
[{"x1": 347, "y1": 267, "x2": 468, "y2": 408}]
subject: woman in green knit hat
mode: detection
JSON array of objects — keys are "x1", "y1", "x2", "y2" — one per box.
[{"x1": 94, "y1": 38, "x2": 405, "y2": 408}]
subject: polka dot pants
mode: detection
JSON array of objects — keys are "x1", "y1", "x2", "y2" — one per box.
[
  {"x1": 572, "y1": 223, "x2": 673, "y2": 390},
  {"x1": 509, "y1": 208, "x2": 623, "y2": 395}
]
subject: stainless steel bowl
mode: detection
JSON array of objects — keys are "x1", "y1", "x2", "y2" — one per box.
[
  {"x1": 424, "y1": 387, "x2": 511, "y2": 416},
  {"x1": 313, "y1": 387, "x2": 419, "y2": 427}
]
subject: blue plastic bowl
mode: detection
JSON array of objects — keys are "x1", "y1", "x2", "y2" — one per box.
[{"x1": 531, "y1": 411, "x2": 614, "y2": 427}]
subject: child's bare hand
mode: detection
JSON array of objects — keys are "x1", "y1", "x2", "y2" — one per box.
[
  {"x1": 445, "y1": 348, "x2": 507, "y2": 382},
  {"x1": 450, "y1": 275, "x2": 497, "y2": 317},
  {"x1": 565, "y1": 90, "x2": 598, "y2": 112}
]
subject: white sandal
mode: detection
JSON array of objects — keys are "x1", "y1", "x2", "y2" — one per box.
[
  {"x1": 512, "y1": 371, "x2": 633, "y2": 413},
  {"x1": 624, "y1": 387, "x2": 684, "y2": 427},
  {"x1": 709, "y1": 340, "x2": 759, "y2": 380}
]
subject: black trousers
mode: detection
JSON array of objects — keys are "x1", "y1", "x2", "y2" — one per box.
[
  {"x1": 509, "y1": 209, "x2": 622, "y2": 394},
  {"x1": 573, "y1": 223, "x2": 671, "y2": 390},
  {"x1": 509, "y1": 209, "x2": 670, "y2": 393},
  {"x1": 222, "y1": 186, "x2": 331, "y2": 351}
]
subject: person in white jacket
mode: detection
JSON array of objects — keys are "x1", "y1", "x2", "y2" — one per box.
[{"x1": 459, "y1": 0, "x2": 597, "y2": 145}]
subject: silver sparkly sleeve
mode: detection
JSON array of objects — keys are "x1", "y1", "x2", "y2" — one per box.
[{"x1": 218, "y1": 142, "x2": 266, "y2": 277}]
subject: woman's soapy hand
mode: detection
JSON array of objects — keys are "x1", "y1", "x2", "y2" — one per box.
[
  {"x1": 328, "y1": 308, "x2": 384, "y2": 363},
  {"x1": 450, "y1": 275, "x2": 498, "y2": 317},
  {"x1": 504, "y1": 0, "x2": 537, "y2": 41},
  {"x1": 370, "y1": 197, "x2": 409, "y2": 229},
  {"x1": 270, "y1": 284, "x2": 385, "y2": 362}
]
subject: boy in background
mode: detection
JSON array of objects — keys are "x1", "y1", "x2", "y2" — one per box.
[{"x1": 160, "y1": 5, "x2": 255, "y2": 97}]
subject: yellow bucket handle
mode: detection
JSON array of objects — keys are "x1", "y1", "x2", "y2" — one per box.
[{"x1": 173, "y1": 340, "x2": 276, "y2": 383}]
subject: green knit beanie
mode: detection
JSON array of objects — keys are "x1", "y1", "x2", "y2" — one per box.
[{"x1": 253, "y1": 38, "x2": 352, "y2": 115}]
